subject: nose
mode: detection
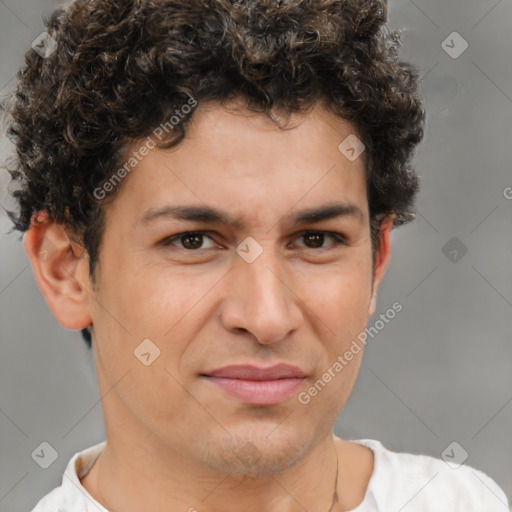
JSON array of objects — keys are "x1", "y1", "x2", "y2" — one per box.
[{"x1": 220, "y1": 245, "x2": 304, "y2": 345}]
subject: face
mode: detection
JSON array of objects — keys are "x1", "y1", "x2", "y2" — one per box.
[{"x1": 29, "y1": 100, "x2": 393, "y2": 476}]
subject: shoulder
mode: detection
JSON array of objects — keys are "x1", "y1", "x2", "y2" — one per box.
[
  {"x1": 31, "y1": 485, "x2": 67, "y2": 512},
  {"x1": 350, "y1": 438, "x2": 510, "y2": 511},
  {"x1": 30, "y1": 440, "x2": 107, "y2": 512}
]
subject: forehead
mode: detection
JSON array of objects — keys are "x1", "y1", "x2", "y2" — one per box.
[{"x1": 104, "y1": 101, "x2": 369, "y2": 229}]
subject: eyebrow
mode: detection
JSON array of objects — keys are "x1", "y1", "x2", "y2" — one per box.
[{"x1": 138, "y1": 202, "x2": 364, "y2": 230}]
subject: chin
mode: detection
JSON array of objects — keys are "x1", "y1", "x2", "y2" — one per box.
[{"x1": 199, "y1": 425, "x2": 314, "y2": 476}]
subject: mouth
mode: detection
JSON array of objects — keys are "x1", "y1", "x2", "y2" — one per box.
[{"x1": 201, "y1": 364, "x2": 307, "y2": 406}]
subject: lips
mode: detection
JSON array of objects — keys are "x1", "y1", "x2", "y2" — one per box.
[
  {"x1": 205, "y1": 364, "x2": 307, "y2": 380},
  {"x1": 202, "y1": 364, "x2": 307, "y2": 405}
]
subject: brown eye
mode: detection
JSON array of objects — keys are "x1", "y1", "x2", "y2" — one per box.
[
  {"x1": 303, "y1": 232, "x2": 325, "y2": 248},
  {"x1": 161, "y1": 231, "x2": 215, "y2": 250},
  {"x1": 180, "y1": 233, "x2": 204, "y2": 249},
  {"x1": 296, "y1": 231, "x2": 346, "y2": 250}
]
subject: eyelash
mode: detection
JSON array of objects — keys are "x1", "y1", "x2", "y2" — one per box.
[{"x1": 160, "y1": 230, "x2": 347, "y2": 252}]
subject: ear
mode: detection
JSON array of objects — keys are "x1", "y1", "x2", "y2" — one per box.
[
  {"x1": 368, "y1": 214, "x2": 395, "y2": 318},
  {"x1": 23, "y1": 212, "x2": 93, "y2": 331}
]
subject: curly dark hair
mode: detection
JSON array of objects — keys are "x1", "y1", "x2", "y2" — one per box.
[{"x1": 3, "y1": 0, "x2": 424, "y2": 349}]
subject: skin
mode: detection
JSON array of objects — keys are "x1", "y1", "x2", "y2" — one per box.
[{"x1": 24, "y1": 99, "x2": 394, "y2": 512}]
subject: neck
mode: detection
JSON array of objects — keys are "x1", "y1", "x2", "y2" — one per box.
[{"x1": 82, "y1": 429, "x2": 343, "y2": 512}]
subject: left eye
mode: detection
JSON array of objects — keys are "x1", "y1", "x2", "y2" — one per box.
[
  {"x1": 294, "y1": 231, "x2": 346, "y2": 249},
  {"x1": 160, "y1": 231, "x2": 346, "y2": 251}
]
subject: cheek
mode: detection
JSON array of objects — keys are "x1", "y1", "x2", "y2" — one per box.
[
  {"x1": 93, "y1": 257, "x2": 173, "y2": 335},
  {"x1": 135, "y1": 266, "x2": 225, "y2": 341},
  {"x1": 299, "y1": 255, "x2": 373, "y2": 340},
  {"x1": 90, "y1": 267, "x2": 202, "y2": 423},
  {"x1": 92, "y1": 261, "x2": 222, "y2": 368}
]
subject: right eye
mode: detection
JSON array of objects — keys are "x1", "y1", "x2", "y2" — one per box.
[{"x1": 160, "y1": 231, "x2": 218, "y2": 251}]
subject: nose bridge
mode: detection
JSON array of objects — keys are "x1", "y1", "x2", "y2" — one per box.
[{"x1": 245, "y1": 246, "x2": 287, "y2": 305}]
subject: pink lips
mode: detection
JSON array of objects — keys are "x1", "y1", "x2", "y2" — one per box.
[{"x1": 203, "y1": 364, "x2": 307, "y2": 405}]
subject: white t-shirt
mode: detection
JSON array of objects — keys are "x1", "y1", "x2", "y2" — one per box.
[{"x1": 31, "y1": 438, "x2": 510, "y2": 512}]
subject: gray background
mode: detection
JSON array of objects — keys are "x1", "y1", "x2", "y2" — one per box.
[{"x1": 0, "y1": 0, "x2": 511, "y2": 510}]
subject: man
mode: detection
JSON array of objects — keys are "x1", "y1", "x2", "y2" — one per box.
[{"x1": 4, "y1": 0, "x2": 509, "y2": 510}]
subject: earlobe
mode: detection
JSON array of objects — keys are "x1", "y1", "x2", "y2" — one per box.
[
  {"x1": 368, "y1": 215, "x2": 394, "y2": 318},
  {"x1": 23, "y1": 214, "x2": 93, "y2": 331}
]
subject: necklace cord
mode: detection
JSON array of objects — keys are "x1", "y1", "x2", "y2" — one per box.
[{"x1": 326, "y1": 447, "x2": 339, "y2": 512}]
